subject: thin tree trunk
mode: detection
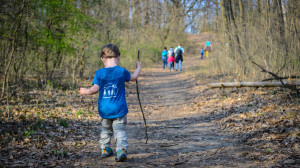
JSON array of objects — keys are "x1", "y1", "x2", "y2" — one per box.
[
  {"x1": 79, "y1": 34, "x2": 88, "y2": 79},
  {"x1": 1, "y1": 0, "x2": 25, "y2": 97}
]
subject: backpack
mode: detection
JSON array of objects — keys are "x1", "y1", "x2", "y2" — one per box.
[
  {"x1": 162, "y1": 50, "x2": 168, "y2": 57},
  {"x1": 176, "y1": 48, "x2": 182, "y2": 56}
]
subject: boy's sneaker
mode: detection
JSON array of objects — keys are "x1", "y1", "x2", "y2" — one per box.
[
  {"x1": 101, "y1": 147, "x2": 113, "y2": 158},
  {"x1": 115, "y1": 148, "x2": 127, "y2": 162}
]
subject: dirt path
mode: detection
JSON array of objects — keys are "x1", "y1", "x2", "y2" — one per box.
[
  {"x1": 2, "y1": 49, "x2": 296, "y2": 167},
  {"x1": 79, "y1": 54, "x2": 265, "y2": 167},
  {"x1": 1, "y1": 34, "x2": 298, "y2": 167}
]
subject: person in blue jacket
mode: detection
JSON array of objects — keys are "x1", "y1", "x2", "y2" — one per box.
[
  {"x1": 204, "y1": 40, "x2": 212, "y2": 58},
  {"x1": 161, "y1": 47, "x2": 168, "y2": 69}
]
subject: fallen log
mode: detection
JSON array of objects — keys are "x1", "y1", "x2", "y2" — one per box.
[
  {"x1": 262, "y1": 75, "x2": 300, "y2": 82},
  {"x1": 207, "y1": 81, "x2": 300, "y2": 88}
]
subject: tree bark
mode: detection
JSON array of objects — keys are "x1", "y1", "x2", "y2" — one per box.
[
  {"x1": 1, "y1": 0, "x2": 25, "y2": 97},
  {"x1": 208, "y1": 81, "x2": 300, "y2": 88}
]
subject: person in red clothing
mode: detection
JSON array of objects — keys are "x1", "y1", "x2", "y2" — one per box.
[{"x1": 167, "y1": 48, "x2": 175, "y2": 71}]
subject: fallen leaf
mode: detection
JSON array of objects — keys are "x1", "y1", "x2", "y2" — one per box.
[{"x1": 24, "y1": 138, "x2": 30, "y2": 143}]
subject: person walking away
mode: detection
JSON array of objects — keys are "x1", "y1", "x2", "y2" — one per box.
[
  {"x1": 204, "y1": 41, "x2": 212, "y2": 58},
  {"x1": 200, "y1": 48, "x2": 204, "y2": 59},
  {"x1": 170, "y1": 47, "x2": 174, "y2": 56},
  {"x1": 175, "y1": 44, "x2": 184, "y2": 71},
  {"x1": 167, "y1": 49, "x2": 175, "y2": 71},
  {"x1": 79, "y1": 44, "x2": 141, "y2": 162},
  {"x1": 161, "y1": 47, "x2": 168, "y2": 70},
  {"x1": 169, "y1": 47, "x2": 175, "y2": 70}
]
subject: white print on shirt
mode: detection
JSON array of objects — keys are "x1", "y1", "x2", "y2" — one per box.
[{"x1": 103, "y1": 83, "x2": 117, "y2": 98}]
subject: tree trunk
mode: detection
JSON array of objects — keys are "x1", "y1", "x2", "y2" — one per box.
[
  {"x1": 208, "y1": 81, "x2": 300, "y2": 88},
  {"x1": 1, "y1": 0, "x2": 25, "y2": 97},
  {"x1": 79, "y1": 34, "x2": 88, "y2": 79}
]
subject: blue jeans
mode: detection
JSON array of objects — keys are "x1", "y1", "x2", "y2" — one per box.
[
  {"x1": 176, "y1": 60, "x2": 182, "y2": 71},
  {"x1": 169, "y1": 62, "x2": 174, "y2": 70},
  {"x1": 162, "y1": 57, "x2": 167, "y2": 69},
  {"x1": 100, "y1": 115, "x2": 128, "y2": 151}
]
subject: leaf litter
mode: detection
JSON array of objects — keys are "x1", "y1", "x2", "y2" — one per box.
[{"x1": 0, "y1": 55, "x2": 299, "y2": 167}]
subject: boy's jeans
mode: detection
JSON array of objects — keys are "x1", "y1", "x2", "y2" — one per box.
[
  {"x1": 162, "y1": 57, "x2": 167, "y2": 69},
  {"x1": 176, "y1": 60, "x2": 182, "y2": 71},
  {"x1": 100, "y1": 116, "x2": 129, "y2": 151}
]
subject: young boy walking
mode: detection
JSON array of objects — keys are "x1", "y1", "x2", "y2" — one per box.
[
  {"x1": 200, "y1": 48, "x2": 204, "y2": 59},
  {"x1": 80, "y1": 44, "x2": 141, "y2": 162}
]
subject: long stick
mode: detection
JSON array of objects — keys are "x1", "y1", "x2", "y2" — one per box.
[{"x1": 136, "y1": 49, "x2": 148, "y2": 144}]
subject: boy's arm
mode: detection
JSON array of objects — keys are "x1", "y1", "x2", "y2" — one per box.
[
  {"x1": 130, "y1": 61, "x2": 141, "y2": 81},
  {"x1": 80, "y1": 84, "x2": 100, "y2": 95}
]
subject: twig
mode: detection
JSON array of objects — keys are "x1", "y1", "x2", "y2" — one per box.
[
  {"x1": 136, "y1": 80, "x2": 148, "y2": 144},
  {"x1": 252, "y1": 61, "x2": 285, "y2": 85},
  {"x1": 136, "y1": 49, "x2": 148, "y2": 144},
  {"x1": 252, "y1": 61, "x2": 299, "y2": 95}
]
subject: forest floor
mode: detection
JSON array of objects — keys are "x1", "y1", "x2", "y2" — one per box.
[{"x1": 1, "y1": 34, "x2": 299, "y2": 168}]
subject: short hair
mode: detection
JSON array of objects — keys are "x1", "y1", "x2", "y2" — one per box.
[
  {"x1": 100, "y1": 44, "x2": 120, "y2": 58},
  {"x1": 164, "y1": 47, "x2": 167, "y2": 50}
]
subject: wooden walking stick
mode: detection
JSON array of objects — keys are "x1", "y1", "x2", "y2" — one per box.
[{"x1": 136, "y1": 49, "x2": 148, "y2": 144}]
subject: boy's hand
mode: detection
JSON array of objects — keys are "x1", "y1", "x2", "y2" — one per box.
[
  {"x1": 80, "y1": 88, "x2": 88, "y2": 95},
  {"x1": 79, "y1": 84, "x2": 100, "y2": 95},
  {"x1": 130, "y1": 61, "x2": 142, "y2": 81},
  {"x1": 136, "y1": 60, "x2": 141, "y2": 69}
]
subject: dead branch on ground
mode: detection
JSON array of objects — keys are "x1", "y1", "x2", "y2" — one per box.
[{"x1": 252, "y1": 61, "x2": 299, "y2": 95}]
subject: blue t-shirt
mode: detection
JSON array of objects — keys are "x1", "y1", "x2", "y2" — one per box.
[
  {"x1": 200, "y1": 49, "x2": 204, "y2": 54},
  {"x1": 175, "y1": 46, "x2": 184, "y2": 54},
  {"x1": 92, "y1": 66, "x2": 131, "y2": 119},
  {"x1": 206, "y1": 41, "x2": 211, "y2": 46}
]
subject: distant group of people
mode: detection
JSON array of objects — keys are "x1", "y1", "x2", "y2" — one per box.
[
  {"x1": 200, "y1": 40, "x2": 212, "y2": 59},
  {"x1": 162, "y1": 43, "x2": 184, "y2": 71}
]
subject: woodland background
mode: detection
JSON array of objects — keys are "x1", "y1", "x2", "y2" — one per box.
[
  {"x1": 1, "y1": 0, "x2": 299, "y2": 99},
  {"x1": 0, "y1": 0, "x2": 300, "y2": 167}
]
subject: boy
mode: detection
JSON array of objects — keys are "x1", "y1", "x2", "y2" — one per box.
[
  {"x1": 79, "y1": 44, "x2": 141, "y2": 162},
  {"x1": 200, "y1": 48, "x2": 204, "y2": 59}
]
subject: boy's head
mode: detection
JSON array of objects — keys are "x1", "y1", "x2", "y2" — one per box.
[
  {"x1": 164, "y1": 47, "x2": 167, "y2": 50},
  {"x1": 100, "y1": 44, "x2": 120, "y2": 58}
]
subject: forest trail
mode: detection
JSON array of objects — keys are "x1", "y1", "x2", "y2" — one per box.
[
  {"x1": 2, "y1": 34, "x2": 297, "y2": 168},
  {"x1": 82, "y1": 51, "x2": 265, "y2": 167}
]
